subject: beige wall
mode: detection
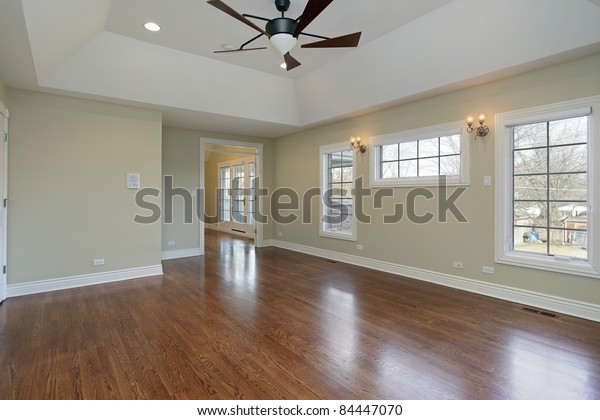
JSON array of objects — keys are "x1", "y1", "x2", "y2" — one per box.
[
  {"x1": 273, "y1": 53, "x2": 600, "y2": 306},
  {"x1": 3, "y1": 52, "x2": 598, "y2": 307},
  {"x1": 161, "y1": 127, "x2": 201, "y2": 251},
  {"x1": 162, "y1": 127, "x2": 273, "y2": 252},
  {"x1": 7, "y1": 89, "x2": 162, "y2": 284},
  {"x1": 0, "y1": 76, "x2": 6, "y2": 103}
]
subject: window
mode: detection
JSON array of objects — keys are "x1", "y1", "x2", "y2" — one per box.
[
  {"x1": 232, "y1": 163, "x2": 245, "y2": 224},
  {"x1": 370, "y1": 121, "x2": 468, "y2": 187},
  {"x1": 248, "y1": 161, "x2": 256, "y2": 226},
  {"x1": 219, "y1": 166, "x2": 231, "y2": 222},
  {"x1": 495, "y1": 96, "x2": 600, "y2": 278},
  {"x1": 218, "y1": 157, "x2": 255, "y2": 236},
  {"x1": 320, "y1": 142, "x2": 356, "y2": 241}
]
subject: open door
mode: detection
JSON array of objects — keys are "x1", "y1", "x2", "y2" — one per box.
[{"x1": 0, "y1": 99, "x2": 8, "y2": 303}]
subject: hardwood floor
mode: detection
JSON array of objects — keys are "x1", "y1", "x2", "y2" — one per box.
[{"x1": 1, "y1": 229, "x2": 599, "y2": 399}]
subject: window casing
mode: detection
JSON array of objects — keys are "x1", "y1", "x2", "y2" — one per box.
[
  {"x1": 495, "y1": 96, "x2": 600, "y2": 278},
  {"x1": 370, "y1": 121, "x2": 469, "y2": 187},
  {"x1": 320, "y1": 142, "x2": 356, "y2": 241}
]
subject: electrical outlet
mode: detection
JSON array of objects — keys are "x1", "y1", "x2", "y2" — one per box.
[
  {"x1": 168, "y1": 240, "x2": 175, "y2": 246},
  {"x1": 484, "y1": 175, "x2": 492, "y2": 187},
  {"x1": 482, "y1": 266, "x2": 495, "y2": 274},
  {"x1": 93, "y1": 259, "x2": 105, "y2": 266},
  {"x1": 356, "y1": 244, "x2": 363, "y2": 251},
  {"x1": 278, "y1": 232, "x2": 283, "y2": 237},
  {"x1": 452, "y1": 261, "x2": 463, "y2": 269}
]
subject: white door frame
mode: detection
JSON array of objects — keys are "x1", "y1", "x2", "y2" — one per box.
[
  {"x1": 0, "y1": 99, "x2": 8, "y2": 303},
  {"x1": 199, "y1": 137, "x2": 264, "y2": 255}
]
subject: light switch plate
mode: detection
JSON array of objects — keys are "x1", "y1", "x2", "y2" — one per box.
[{"x1": 127, "y1": 173, "x2": 141, "y2": 189}]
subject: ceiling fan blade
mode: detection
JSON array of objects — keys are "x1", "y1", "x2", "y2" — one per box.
[
  {"x1": 214, "y1": 47, "x2": 268, "y2": 53},
  {"x1": 284, "y1": 53, "x2": 301, "y2": 71},
  {"x1": 293, "y1": 0, "x2": 334, "y2": 37},
  {"x1": 207, "y1": 0, "x2": 268, "y2": 36},
  {"x1": 302, "y1": 32, "x2": 362, "y2": 48}
]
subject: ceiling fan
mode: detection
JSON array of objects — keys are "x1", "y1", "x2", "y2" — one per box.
[{"x1": 207, "y1": 0, "x2": 362, "y2": 71}]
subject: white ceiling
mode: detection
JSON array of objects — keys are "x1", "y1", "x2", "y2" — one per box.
[
  {"x1": 104, "y1": 0, "x2": 453, "y2": 79},
  {"x1": 1, "y1": 0, "x2": 600, "y2": 138}
]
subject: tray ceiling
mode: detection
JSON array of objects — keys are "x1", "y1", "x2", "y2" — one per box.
[{"x1": 1, "y1": 0, "x2": 600, "y2": 137}]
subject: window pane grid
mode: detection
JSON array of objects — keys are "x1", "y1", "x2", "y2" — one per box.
[
  {"x1": 248, "y1": 162, "x2": 255, "y2": 225},
  {"x1": 378, "y1": 135, "x2": 461, "y2": 180},
  {"x1": 511, "y1": 117, "x2": 589, "y2": 260},
  {"x1": 515, "y1": 141, "x2": 587, "y2": 152},
  {"x1": 232, "y1": 164, "x2": 246, "y2": 224},
  {"x1": 219, "y1": 167, "x2": 231, "y2": 222},
  {"x1": 324, "y1": 149, "x2": 353, "y2": 234}
]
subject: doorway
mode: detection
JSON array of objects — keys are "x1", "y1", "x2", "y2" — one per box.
[
  {"x1": 0, "y1": 99, "x2": 8, "y2": 303},
  {"x1": 218, "y1": 157, "x2": 256, "y2": 238},
  {"x1": 199, "y1": 138, "x2": 264, "y2": 255}
]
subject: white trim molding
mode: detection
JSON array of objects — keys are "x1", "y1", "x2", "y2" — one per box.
[
  {"x1": 272, "y1": 240, "x2": 600, "y2": 323},
  {"x1": 7, "y1": 265, "x2": 163, "y2": 298},
  {"x1": 161, "y1": 248, "x2": 202, "y2": 260}
]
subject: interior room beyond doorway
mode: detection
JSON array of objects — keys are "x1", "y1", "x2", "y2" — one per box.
[{"x1": 204, "y1": 143, "x2": 257, "y2": 240}]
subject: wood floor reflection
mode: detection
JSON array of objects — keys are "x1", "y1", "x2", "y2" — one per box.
[{"x1": 1, "y1": 229, "x2": 599, "y2": 399}]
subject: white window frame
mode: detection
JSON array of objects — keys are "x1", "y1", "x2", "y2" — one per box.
[
  {"x1": 369, "y1": 121, "x2": 469, "y2": 187},
  {"x1": 319, "y1": 142, "x2": 357, "y2": 241},
  {"x1": 495, "y1": 95, "x2": 600, "y2": 279}
]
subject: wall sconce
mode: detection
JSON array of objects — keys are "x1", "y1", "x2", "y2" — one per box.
[
  {"x1": 350, "y1": 137, "x2": 367, "y2": 154},
  {"x1": 466, "y1": 113, "x2": 490, "y2": 139}
]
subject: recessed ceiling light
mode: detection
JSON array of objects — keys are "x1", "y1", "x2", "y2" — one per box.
[
  {"x1": 280, "y1": 62, "x2": 287, "y2": 69},
  {"x1": 144, "y1": 22, "x2": 161, "y2": 32}
]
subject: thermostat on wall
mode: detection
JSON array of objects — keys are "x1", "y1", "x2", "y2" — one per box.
[{"x1": 127, "y1": 173, "x2": 141, "y2": 189}]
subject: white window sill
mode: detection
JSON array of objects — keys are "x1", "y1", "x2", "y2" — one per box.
[
  {"x1": 320, "y1": 230, "x2": 356, "y2": 242},
  {"x1": 371, "y1": 177, "x2": 470, "y2": 188},
  {"x1": 496, "y1": 252, "x2": 600, "y2": 279}
]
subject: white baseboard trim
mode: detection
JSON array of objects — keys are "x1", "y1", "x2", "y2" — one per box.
[
  {"x1": 161, "y1": 248, "x2": 202, "y2": 260},
  {"x1": 273, "y1": 240, "x2": 600, "y2": 323},
  {"x1": 210, "y1": 223, "x2": 255, "y2": 239},
  {"x1": 261, "y1": 239, "x2": 275, "y2": 247},
  {"x1": 7, "y1": 265, "x2": 164, "y2": 298}
]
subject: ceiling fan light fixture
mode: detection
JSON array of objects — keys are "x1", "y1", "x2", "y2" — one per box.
[
  {"x1": 270, "y1": 33, "x2": 297, "y2": 55},
  {"x1": 143, "y1": 22, "x2": 161, "y2": 32}
]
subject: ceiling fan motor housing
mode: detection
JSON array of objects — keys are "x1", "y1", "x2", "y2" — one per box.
[
  {"x1": 266, "y1": 17, "x2": 298, "y2": 36},
  {"x1": 274, "y1": 0, "x2": 291, "y2": 12}
]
